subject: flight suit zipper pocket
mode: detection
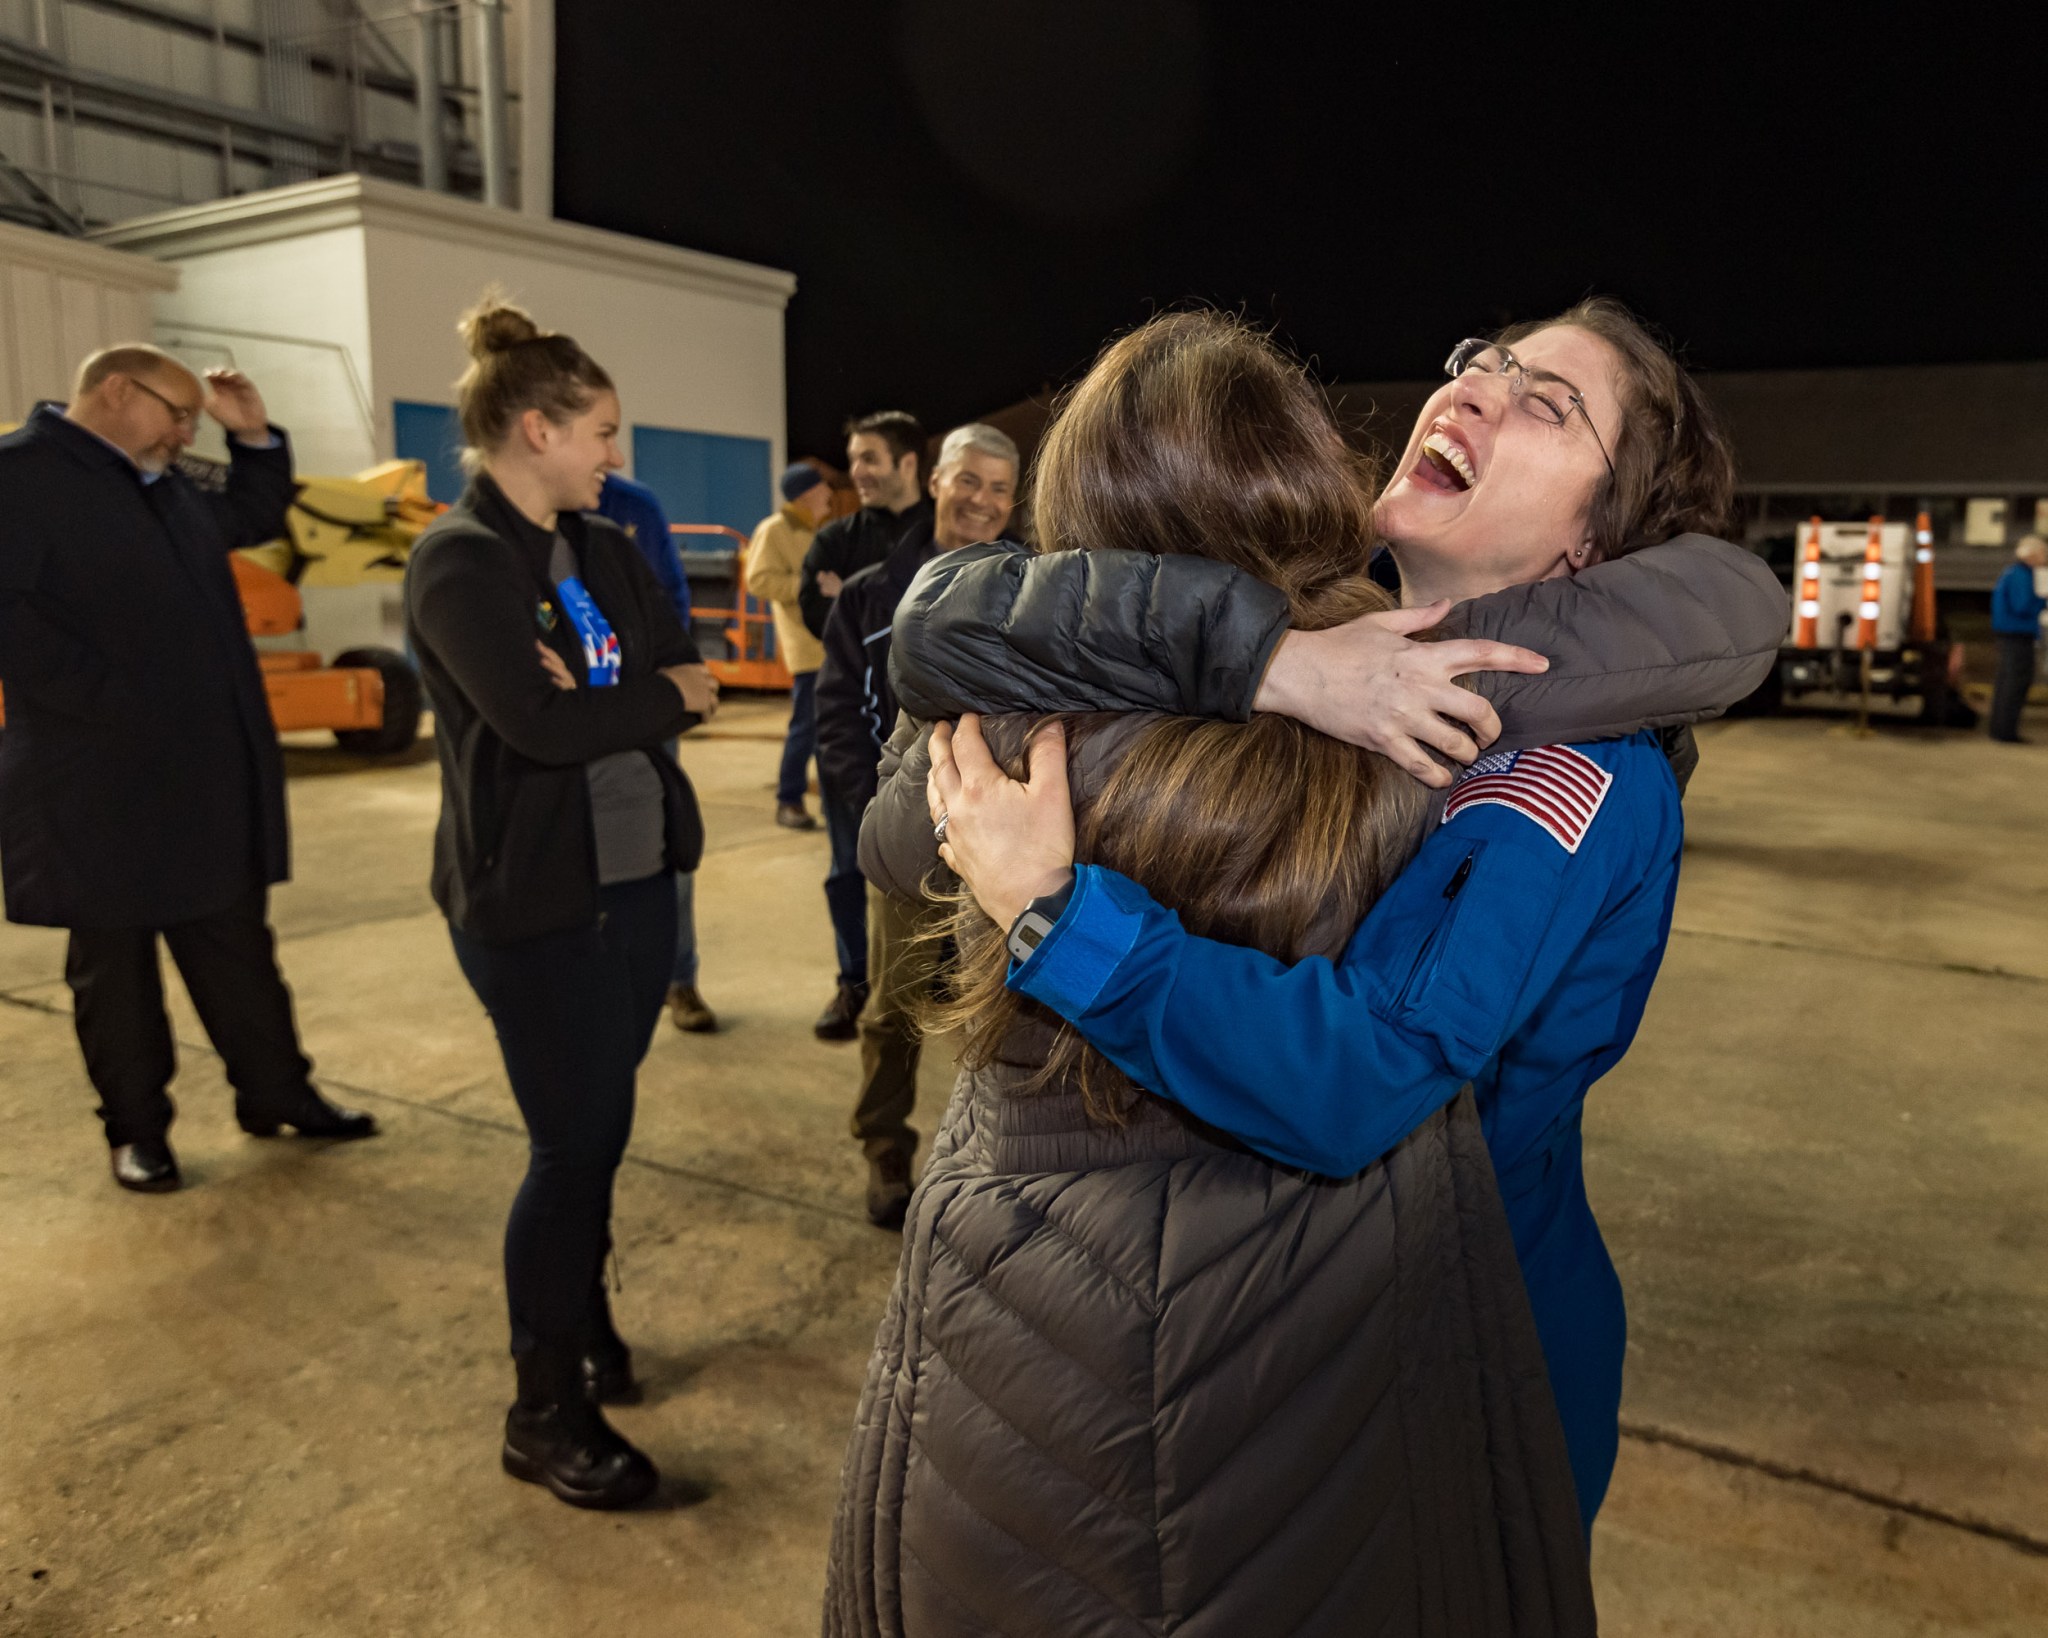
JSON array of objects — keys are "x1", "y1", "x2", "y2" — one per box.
[{"x1": 1398, "y1": 843, "x2": 1481, "y2": 1012}]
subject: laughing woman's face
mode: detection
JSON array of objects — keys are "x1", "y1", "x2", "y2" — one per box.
[{"x1": 1375, "y1": 325, "x2": 1625, "y2": 599}]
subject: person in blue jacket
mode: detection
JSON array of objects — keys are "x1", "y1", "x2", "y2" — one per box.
[
  {"x1": 595, "y1": 472, "x2": 717, "y2": 1030},
  {"x1": 914, "y1": 301, "x2": 1752, "y2": 1538},
  {"x1": 1988, "y1": 535, "x2": 2046, "y2": 743}
]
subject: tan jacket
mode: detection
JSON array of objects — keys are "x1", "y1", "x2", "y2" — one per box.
[{"x1": 744, "y1": 504, "x2": 825, "y2": 674}]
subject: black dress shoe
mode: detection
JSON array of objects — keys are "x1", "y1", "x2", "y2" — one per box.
[
  {"x1": 502, "y1": 1398, "x2": 658, "y2": 1510},
  {"x1": 110, "y1": 1137, "x2": 181, "y2": 1194},
  {"x1": 814, "y1": 979, "x2": 869, "y2": 1042},
  {"x1": 237, "y1": 1089, "x2": 378, "y2": 1140}
]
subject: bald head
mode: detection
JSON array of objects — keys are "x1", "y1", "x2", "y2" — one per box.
[
  {"x1": 2017, "y1": 536, "x2": 2047, "y2": 568},
  {"x1": 67, "y1": 344, "x2": 204, "y2": 473},
  {"x1": 75, "y1": 344, "x2": 197, "y2": 402}
]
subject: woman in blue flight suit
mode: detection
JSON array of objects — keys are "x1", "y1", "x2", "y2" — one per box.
[
  {"x1": 903, "y1": 300, "x2": 1774, "y2": 1536},
  {"x1": 949, "y1": 721, "x2": 1679, "y2": 1536}
]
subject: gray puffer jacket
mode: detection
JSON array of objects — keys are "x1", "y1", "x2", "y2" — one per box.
[
  {"x1": 824, "y1": 1038, "x2": 1595, "y2": 1637},
  {"x1": 827, "y1": 721, "x2": 1597, "y2": 1638}
]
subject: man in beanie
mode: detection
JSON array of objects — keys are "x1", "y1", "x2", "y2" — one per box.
[{"x1": 746, "y1": 462, "x2": 836, "y2": 827}]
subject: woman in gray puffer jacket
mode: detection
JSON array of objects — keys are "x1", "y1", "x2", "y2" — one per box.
[{"x1": 824, "y1": 313, "x2": 1598, "y2": 1638}]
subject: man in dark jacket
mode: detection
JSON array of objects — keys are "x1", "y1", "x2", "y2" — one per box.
[
  {"x1": 801, "y1": 410, "x2": 934, "y2": 1041},
  {"x1": 1988, "y1": 535, "x2": 2046, "y2": 743},
  {"x1": 0, "y1": 346, "x2": 375, "y2": 1194},
  {"x1": 815, "y1": 423, "x2": 1017, "y2": 1225}
]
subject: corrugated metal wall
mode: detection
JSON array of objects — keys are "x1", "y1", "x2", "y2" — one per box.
[{"x1": 0, "y1": 0, "x2": 511, "y2": 229}]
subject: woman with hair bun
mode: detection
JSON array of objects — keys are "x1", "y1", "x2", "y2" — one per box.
[{"x1": 405, "y1": 291, "x2": 718, "y2": 1509}]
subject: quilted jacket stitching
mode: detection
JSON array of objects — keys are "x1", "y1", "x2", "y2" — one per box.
[{"x1": 908, "y1": 1416, "x2": 1160, "y2": 1630}]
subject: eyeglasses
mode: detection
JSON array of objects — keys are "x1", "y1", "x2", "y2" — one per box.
[
  {"x1": 1444, "y1": 339, "x2": 1614, "y2": 477},
  {"x1": 126, "y1": 375, "x2": 201, "y2": 428}
]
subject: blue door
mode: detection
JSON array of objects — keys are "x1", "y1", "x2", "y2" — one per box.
[
  {"x1": 393, "y1": 401, "x2": 465, "y2": 503},
  {"x1": 632, "y1": 426, "x2": 775, "y2": 663},
  {"x1": 630, "y1": 426, "x2": 772, "y2": 538}
]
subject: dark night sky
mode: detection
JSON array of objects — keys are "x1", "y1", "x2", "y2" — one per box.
[{"x1": 556, "y1": 3, "x2": 2039, "y2": 463}]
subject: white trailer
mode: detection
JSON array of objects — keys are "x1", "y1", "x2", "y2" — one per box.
[{"x1": 1762, "y1": 518, "x2": 1961, "y2": 722}]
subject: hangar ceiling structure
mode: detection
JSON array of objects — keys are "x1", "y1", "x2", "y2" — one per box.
[{"x1": 0, "y1": 0, "x2": 551, "y2": 233}]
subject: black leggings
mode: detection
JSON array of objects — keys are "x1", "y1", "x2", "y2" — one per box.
[{"x1": 449, "y1": 872, "x2": 676, "y2": 1365}]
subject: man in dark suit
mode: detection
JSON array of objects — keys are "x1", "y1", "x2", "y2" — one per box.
[{"x1": 0, "y1": 345, "x2": 376, "y2": 1194}]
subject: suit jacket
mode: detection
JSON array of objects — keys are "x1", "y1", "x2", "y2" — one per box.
[{"x1": 0, "y1": 406, "x2": 297, "y2": 929}]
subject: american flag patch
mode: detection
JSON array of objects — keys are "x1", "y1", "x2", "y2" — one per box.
[{"x1": 1442, "y1": 745, "x2": 1614, "y2": 854}]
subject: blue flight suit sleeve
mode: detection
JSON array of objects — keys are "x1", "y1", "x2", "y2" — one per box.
[{"x1": 1010, "y1": 766, "x2": 1641, "y2": 1178}]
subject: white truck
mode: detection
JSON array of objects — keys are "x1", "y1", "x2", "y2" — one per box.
[{"x1": 1754, "y1": 516, "x2": 1962, "y2": 724}]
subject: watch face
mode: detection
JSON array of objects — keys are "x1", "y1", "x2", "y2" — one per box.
[{"x1": 1019, "y1": 922, "x2": 1046, "y2": 951}]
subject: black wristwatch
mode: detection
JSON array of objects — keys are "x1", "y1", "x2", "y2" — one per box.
[{"x1": 1006, "y1": 875, "x2": 1077, "y2": 965}]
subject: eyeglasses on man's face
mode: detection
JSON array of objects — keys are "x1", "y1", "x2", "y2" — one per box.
[
  {"x1": 125, "y1": 374, "x2": 201, "y2": 429},
  {"x1": 1443, "y1": 339, "x2": 1615, "y2": 477}
]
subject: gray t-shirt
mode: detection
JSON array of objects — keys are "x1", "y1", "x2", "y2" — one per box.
[{"x1": 550, "y1": 535, "x2": 668, "y2": 885}]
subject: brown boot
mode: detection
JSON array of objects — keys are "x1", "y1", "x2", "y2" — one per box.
[
  {"x1": 666, "y1": 983, "x2": 717, "y2": 1033},
  {"x1": 814, "y1": 979, "x2": 868, "y2": 1042},
  {"x1": 865, "y1": 1148, "x2": 914, "y2": 1230},
  {"x1": 775, "y1": 801, "x2": 817, "y2": 830}
]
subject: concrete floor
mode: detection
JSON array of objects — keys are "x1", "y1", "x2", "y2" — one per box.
[{"x1": 0, "y1": 695, "x2": 2043, "y2": 1637}]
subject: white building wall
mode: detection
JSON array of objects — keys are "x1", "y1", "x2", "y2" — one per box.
[
  {"x1": 93, "y1": 175, "x2": 794, "y2": 481},
  {"x1": 0, "y1": 220, "x2": 177, "y2": 423},
  {"x1": 144, "y1": 226, "x2": 377, "y2": 475},
  {"x1": 82, "y1": 175, "x2": 794, "y2": 659},
  {"x1": 362, "y1": 218, "x2": 789, "y2": 477}
]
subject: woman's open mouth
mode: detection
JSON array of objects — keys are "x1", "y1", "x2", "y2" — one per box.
[{"x1": 1415, "y1": 429, "x2": 1476, "y2": 493}]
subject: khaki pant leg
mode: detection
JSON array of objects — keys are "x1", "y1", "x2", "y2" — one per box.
[{"x1": 852, "y1": 886, "x2": 943, "y2": 1158}]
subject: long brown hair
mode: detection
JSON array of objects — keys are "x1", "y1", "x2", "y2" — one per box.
[
  {"x1": 933, "y1": 312, "x2": 1430, "y2": 1124},
  {"x1": 1494, "y1": 297, "x2": 1736, "y2": 562}
]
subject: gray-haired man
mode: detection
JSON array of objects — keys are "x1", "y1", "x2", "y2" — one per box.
[{"x1": 814, "y1": 423, "x2": 1020, "y2": 1225}]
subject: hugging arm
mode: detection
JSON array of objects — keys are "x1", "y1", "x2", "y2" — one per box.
[
  {"x1": 890, "y1": 541, "x2": 1290, "y2": 721},
  {"x1": 892, "y1": 535, "x2": 1786, "y2": 762},
  {"x1": 1440, "y1": 534, "x2": 1786, "y2": 751},
  {"x1": 1010, "y1": 804, "x2": 1620, "y2": 1176}
]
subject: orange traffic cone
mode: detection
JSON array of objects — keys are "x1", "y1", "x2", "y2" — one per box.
[
  {"x1": 1911, "y1": 510, "x2": 1938, "y2": 644},
  {"x1": 1793, "y1": 516, "x2": 1823, "y2": 648},
  {"x1": 1855, "y1": 516, "x2": 1884, "y2": 650}
]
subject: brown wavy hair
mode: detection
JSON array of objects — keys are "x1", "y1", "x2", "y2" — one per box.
[
  {"x1": 1494, "y1": 296, "x2": 1736, "y2": 563},
  {"x1": 932, "y1": 312, "x2": 1430, "y2": 1125}
]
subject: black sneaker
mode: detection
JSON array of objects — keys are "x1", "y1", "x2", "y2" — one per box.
[
  {"x1": 814, "y1": 979, "x2": 869, "y2": 1042},
  {"x1": 502, "y1": 1397, "x2": 657, "y2": 1510},
  {"x1": 581, "y1": 1342, "x2": 642, "y2": 1406}
]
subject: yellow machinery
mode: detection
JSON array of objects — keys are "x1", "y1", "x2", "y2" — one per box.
[{"x1": 237, "y1": 458, "x2": 439, "y2": 754}]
